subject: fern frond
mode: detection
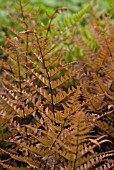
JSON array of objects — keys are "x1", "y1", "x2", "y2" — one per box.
[
  {"x1": 96, "y1": 120, "x2": 114, "y2": 138},
  {"x1": 102, "y1": 65, "x2": 114, "y2": 78},
  {"x1": 53, "y1": 86, "x2": 76, "y2": 104},
  {"x1": 87, "y1": 20, "x2": 107, "y2": 50},
  {"x1": 0, "y1": 163, "x2": 30, "y2": 170},
  {"x1": 92, "y1": 73, "x2": 109, "y2": 93},
  {"x1": 76, "y1": 152, "x2": 114, "y2": 170},
  {"x1": 51, "y1": 73, "x2": 70, "y2": 89},
  {"x1": 57, "y1": 5, "x2": 90, "y2": 30},
  {"x1": 95, "y1": 161, "x2": 114, "y2": 170},
  {"x1": 0, "y1": 148, "x2": 40, "y2": 169},
  {"x1": 0, "y1": 1, "x2": 114, "y2": 169},
  {"x1": 15, "y1": 141, "x2": 49, "y2": 156}
]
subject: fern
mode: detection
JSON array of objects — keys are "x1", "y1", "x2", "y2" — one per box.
[
  {"x1": 0, "y1": 0, "x2": 114, "y2": 169},
  {"x1": 56, "y1": 5, "x2": 90, "y2": 30}
]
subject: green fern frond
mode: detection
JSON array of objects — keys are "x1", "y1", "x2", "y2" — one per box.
[{"x1": 57, "y1": 5, "x2": 90, "y2": 30}]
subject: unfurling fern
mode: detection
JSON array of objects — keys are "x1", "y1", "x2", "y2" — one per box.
[{"x1": 0, "y1": 0, "x2": 114, "y2": 170}]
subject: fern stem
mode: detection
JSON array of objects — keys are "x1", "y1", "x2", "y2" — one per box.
[
  {"x1": 16, "y1": 53, "x2": 28, "y2": 133},
  {"x1": 34, "y1": 32, "x2": 55, "y2": 118},
  {"x1": 25, "y1": 32, "x2": 29, "y2": 69},
  {"x1": 16, "y1": 0, "x2": 29, "y2": 133},
  {"x1": 19, "y1": 0, "x2": 28, "y2": 66},
  {"x1": 46, "y1": 11, "x2": 56, "y2": 37},
  {"x1": 16, "y1": 55, "x2": 22, "y2": 91}
]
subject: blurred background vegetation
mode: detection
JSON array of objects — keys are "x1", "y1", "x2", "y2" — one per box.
[
  {"x1": 0, "y1": 0, "x2": 113, "y2": 43},
  {"x1": 0, "y1": 0, "x2": 113, "y2": 62}
]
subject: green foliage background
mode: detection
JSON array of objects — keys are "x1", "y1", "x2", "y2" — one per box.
[
  {"x1": 0, "y1": 0, "x2": 113, "y2": 55},
  {"x1": 0, "y1": 0, "x2": 113, "y2": 30},
  {"x1": 0, "y1": 0, "x2": 114, "y2": 61}
]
